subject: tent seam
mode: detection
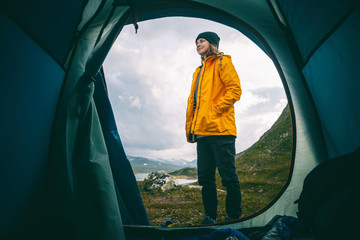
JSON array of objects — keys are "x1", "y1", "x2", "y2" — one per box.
[
  {"x1": 303, "y1": 1, "x2": 360, "y2": 66},
  {"x1": 0, "y1": 9, "x2": 66, "y2": 70},
  {"x1": 274, "y1": 0, "x2": 330, "y2": 162},
  {"x1": 64, "y1": 0, "x2": 107, "y2": 69},
  {"x1": 266, "y1": 0, "x2": 287, "y2": 31},
  {"x1": 94, "y1": 4, "x2": 117, "y2": 46}
]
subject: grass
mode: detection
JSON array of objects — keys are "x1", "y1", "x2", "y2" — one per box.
[
  {"x1": 138, "y1": 170, "x2": 288, "y2": 227},
  {"x1": 138, "y1": 182, "x2": 226, "y2": 226},
  {"x1": 138, "y1": 160, "x2": 290, "y2": 226}
]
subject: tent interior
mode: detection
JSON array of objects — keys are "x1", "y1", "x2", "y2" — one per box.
[{"x1": 1, "y1": 0, "x2": 359, "y2": 239}]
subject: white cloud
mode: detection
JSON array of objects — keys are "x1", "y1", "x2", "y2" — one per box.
[
  {"x1": 129, "y1": 96, "x2": 141, "y2": 108},
  {"x1": 151, "y1": 86, "x2": 162, "y2": 98},
  {"x1": 237, "y1": 91, "x2": 269, "y2": 114},
  {"x1": 275, "y1": 98, "x2": 288, "y2": 110}
]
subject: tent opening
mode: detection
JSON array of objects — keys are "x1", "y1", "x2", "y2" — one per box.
[{"x1": 102, "y1": 17, "x2": 293, "y2": 226}]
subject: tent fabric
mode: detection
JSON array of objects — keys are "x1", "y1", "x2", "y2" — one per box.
[
  {"x1": 46, "y1": 70, "x2": 124, "y2": 239},
  {"x1": 0, "y1": 0, "x2": 86, "y2": 66},
  {"x1": 126, "y1": 228, "x2": 250, "y2": 240},
  {"x1": 93, "y1": 69, "x2": 150, "y2": 226},
  {"x1": 277, "y1": 0, "x2": 359, "y2": 63},
  {"x1": 0, "y1": 11, "x2": 65, "y2": 235},
  {"x1": 302, "y1": 5, "x2": 360, "y2": 158},
  {"x1": 43, "y1": 3, "x2": 130, "y2": 239},
  {"x1": 1, "y1": 0, "x2": 360, "y2": 239}
]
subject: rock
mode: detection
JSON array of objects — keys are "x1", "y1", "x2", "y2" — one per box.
[{"x1": 142, "y1": 170, "x2": 178, "y2": 192}]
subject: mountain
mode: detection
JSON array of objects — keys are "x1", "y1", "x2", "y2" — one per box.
[
  {"x1": 153, "y1": 158, "x2": 197, "y2": 167},
  {"x1": 235, "y1": 105, "x2": 292, "y2": 170},
  {"x1": 169, "y1": 167, "x2": 197, "y2": 178},
  {"x1": 213, "y1": 105, "x2": 293, "y2": 197},
  {"x1": 128, "y1": 155, "x2": 195, "y2": 173}
]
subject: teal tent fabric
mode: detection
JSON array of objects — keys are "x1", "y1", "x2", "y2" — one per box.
[
  {"x1": 47, "y1": 73, "x2": 124, "y2": 239},
  {"x1": 93, "y1": 70, "x2": 150, "y2": 226},
  {"x1": 302, "y1": 5, "x2": 360, "y2": 158},
  {"x1": 278, "y1": 0, "x2": 358, "y2": 63},
  {"x1": 0, "y1": 0, "x2": 85, "y2": 65},
  {"x1": 0, "y1": 11, "x2": 64, "y2": 235}
]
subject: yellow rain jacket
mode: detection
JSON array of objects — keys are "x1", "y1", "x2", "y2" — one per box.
[{"x1": 186, "y1": 55, "x2": 242, "y2": 142}]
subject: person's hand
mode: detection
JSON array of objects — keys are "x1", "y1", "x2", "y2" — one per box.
[{"x1": 187, "y1": 133, "x2": 196, "y2": 143}]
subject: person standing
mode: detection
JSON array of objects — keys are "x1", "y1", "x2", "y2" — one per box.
[{"x1": 185, "y1": 31, "x2": 242, "y2": 224}]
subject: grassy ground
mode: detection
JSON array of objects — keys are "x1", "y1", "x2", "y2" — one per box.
[
  {"x1": 138, "y1": 163, "x2": 289, "y2": 227},
  {"x1": 138, "y1": 183, "x2": 212, "y2": 226}
]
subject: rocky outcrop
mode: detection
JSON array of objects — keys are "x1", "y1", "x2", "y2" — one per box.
[{"x1": 142, "y1": 170, "x2": 178, "y2": 192}]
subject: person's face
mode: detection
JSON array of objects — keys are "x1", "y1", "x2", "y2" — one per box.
[{"x1": 196, "y1": 38, "x2": 210, "y2": 57}]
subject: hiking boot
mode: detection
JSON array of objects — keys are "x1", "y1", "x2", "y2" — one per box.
[{"x1": 200, "y1": 216, "x2": 217, "y2": 224}]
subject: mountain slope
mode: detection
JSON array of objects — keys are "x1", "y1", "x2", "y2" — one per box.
[
  {"x1": 213, "y1": 105, "x2": 292, "y2": 214},
  {"x1": 169, "y1": 167, "x2": 197, "y2": 178},
  {"x1": 236, "y1": 105, "x2": 292, "y2": 171}
]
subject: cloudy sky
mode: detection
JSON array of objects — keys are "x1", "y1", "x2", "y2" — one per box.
[{"x1": 103, "y1": 17, "x2": 288, "y2": 161}]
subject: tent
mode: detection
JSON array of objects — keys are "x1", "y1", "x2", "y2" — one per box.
[{"x1": 1, "y1": 0, "x2": 359, "y2": 239}]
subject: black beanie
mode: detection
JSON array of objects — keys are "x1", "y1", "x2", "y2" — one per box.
[{"x1": 195, "y1": 31, "x2": 220, "y2": 48}]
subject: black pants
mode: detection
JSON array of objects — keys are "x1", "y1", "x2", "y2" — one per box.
[{"x1": 197, "y1": 135, "x2": 242, "y2": 219}]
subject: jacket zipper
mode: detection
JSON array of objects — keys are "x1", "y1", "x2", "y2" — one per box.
[{"x1": 190, "y1": 60, "x2": 207, "y2": 136}]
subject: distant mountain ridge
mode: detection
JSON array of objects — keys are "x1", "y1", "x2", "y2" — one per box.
[
  {"x1": 128, "y1": 155, "x2": 196, "y2": 173},
  {"x1": 152, "y1": 158, "x2": 197, "y2": 167}
]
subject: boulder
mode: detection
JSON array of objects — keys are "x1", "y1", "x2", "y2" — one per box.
[{"x1": 142, "y1": 170, "x2": 178, "y2": 192}]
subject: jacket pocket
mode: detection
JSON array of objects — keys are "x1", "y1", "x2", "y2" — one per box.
[{"x1": 204, "y1": 108, "x2": 223, "y2": 133}]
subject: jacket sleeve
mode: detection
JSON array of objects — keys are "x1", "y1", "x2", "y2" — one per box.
[{"x1": 214, "y1": 56, "x2": 242, "y2": 113}]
